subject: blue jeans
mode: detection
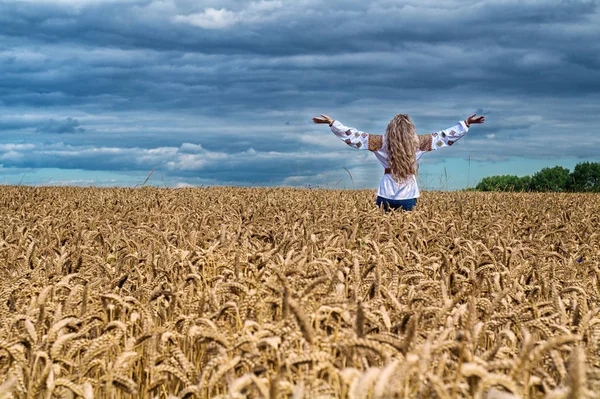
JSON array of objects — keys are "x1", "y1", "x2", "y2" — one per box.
[{"x1": 376, "y1": 196, "x2": 417, "y2": 211}]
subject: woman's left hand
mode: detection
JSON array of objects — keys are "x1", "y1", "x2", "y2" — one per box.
[{"x1": 312, "y1": 114, "x2": 334, "y2": 125}]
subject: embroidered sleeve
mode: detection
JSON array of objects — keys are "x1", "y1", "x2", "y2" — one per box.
[
  {"x1": 368, "y1": 134, "x2": 383, "y2": 152},
  {"x1": 330, "y1": 120, "x2": 381, "y2": 152},
  {"x1": 429, "y1": 121, "x2": 469, "y2": 151},
  {"x1": 418, "y1": 134, "x2": 433, "y2": 152}
]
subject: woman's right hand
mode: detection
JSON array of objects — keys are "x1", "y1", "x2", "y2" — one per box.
[
  {"x1": 312, "y1": 114, "x2": 334, "y2": 125},
  {"x1": 464, "y1": 114, "x2": 485, "y2": 127}
]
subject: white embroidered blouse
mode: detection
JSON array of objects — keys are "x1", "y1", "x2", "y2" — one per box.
[{"x1": 330, "y1": 120, "x2": 469, "y2": 200}]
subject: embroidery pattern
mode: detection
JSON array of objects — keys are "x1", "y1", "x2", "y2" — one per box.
[
  {"x1": 356, "y1": 142, "x2": 362, "y2": 148},
  {"x1": 448, "y1": 140, "x2": 454, "y2": 146},
  {"x1": 418, "y1": 134, "x2": 432, "y2": 152},
  {"x1": 355, "y1": 132, "x2": 360, "y2": 137},
  {"x1": 437, "y1": 140, "x2": 443, "y2": 147},
  {"x1": 450, "y1": 130, "x2": 456, "y2": 136},
  {"x1": 346, "y1": 130, "x2": 352, "y2": 136},
  {"x1": 345, "y1": 139, "x2": 352, "y2": 145},
  {"x1": 441, "y1": 132, "x2": 446, "y2": 138},
  {"x1": 361, "y1": 133, "x2": 367, "y2": 138},
  {"x1": 368, "y1": 134, "x2": 383, "y2": 151}
]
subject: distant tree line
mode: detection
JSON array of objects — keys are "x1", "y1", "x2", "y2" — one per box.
[{"x1": 474, "y1": 162, "x2": 600, "y2": 192}]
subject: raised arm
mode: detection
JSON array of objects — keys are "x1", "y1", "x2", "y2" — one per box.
[
  {"x1": 418, "y1": 113, "x2": 485, "y2": 153},
  {"x1": 312, "y1": 114, "x2": 383, "y2": 152}
]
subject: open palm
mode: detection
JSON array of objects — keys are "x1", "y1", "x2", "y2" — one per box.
[
  {"x1": 466, "y1": 114, "x2": 485, "y2": 125},
  {"x1": 312, "y1": 114, "x2": 333, "y2": 125}
]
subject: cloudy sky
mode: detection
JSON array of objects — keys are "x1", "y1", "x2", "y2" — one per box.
[{"x1": 1, "y1": 0, "x2": 599, "y2": 189}]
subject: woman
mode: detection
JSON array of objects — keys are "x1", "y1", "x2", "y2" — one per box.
[{"x1": 312, "y1": 113, "x2": 486, "y2": 211}]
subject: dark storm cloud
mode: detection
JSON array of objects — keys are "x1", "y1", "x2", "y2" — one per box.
[
  {"x1": 0, "y1": 0, "x2": 599, "y2": 186},
  {"x1": 1, "y1": 1, "x2": 597, "y2": 55},
  {"x1": 0, "y1": 141, "x2": 368, "y2": 186},
  {"x1": 36, "y1": 117, "x2": 85, "y2": 134},
  {"x1": 2, "y1": 1, "x2": 599, "y2": 99}
]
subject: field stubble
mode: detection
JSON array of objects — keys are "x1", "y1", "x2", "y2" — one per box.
[{"x1": 0, "y1": 187, "x2": 599, "y2": 398}]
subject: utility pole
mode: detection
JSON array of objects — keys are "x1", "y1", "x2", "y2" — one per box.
[{"x1": 467, "y1": 154, "x2": 471, "y2": 189}]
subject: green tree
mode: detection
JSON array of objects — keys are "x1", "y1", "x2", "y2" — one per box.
[
  {"x1": 530, "y1": 166, "x2": 571, "y2": 192},
  {"x1": 475, "y1": 175, "x2": 531, "y2": 191},
  {"x1": 475, "y1": 176, "x2": 502, "y2": 191},
  {"x1": 569, "y1": 162, "x2": 600, "y2": 192},
  {"x1": 518, "y1": 175, "x2": 532, "y2": 191}
]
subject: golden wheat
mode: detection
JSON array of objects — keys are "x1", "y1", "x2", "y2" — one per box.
[{"x1": 0, "y1": 187, "x2": 599, "y2": 397}]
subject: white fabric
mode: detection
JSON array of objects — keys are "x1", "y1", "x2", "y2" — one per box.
[{"x1": 330, "y1": 120, "x2": 469, "y2": 200}]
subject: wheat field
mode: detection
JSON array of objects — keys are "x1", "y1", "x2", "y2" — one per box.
[{"x1": 0, "y1": 186, "x2": 599, "y2": 398}]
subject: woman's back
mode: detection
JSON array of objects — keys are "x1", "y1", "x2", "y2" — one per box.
[{"x1": 313, "y1": 113, "x2": 485, "y2": 209}]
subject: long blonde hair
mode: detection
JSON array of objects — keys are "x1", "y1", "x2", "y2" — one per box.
[{"x1": 385, "y1": 114, "x2": 419, "y2": 184}]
